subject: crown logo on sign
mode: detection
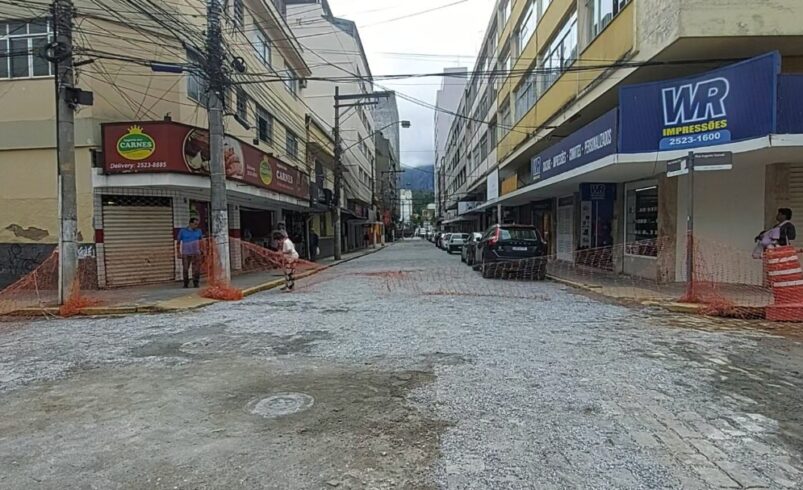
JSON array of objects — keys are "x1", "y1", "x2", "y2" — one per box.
[{"x1": 127, "y1": 125, "x2": 144, "y2": 134}]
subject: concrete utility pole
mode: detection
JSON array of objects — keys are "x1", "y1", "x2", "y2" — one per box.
[
  {"x1": 54, "y1": 0, "x2": 78, "y2": 305},
  {"x1": 333, "y1": 86, "x2": 343, "y2": 260},
  {"x1": 206, "y1": 0, "x2": 231, "y2": 281}
]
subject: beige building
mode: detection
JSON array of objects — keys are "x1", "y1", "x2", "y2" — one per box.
[
  {"x1": 439, "y1": 0, "x2": 803, "y2": 286},
  {"x1": 0, "y1": 0, "x2": 317, "y2": 288}
]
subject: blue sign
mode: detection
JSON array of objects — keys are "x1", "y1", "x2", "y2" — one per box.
[
  {"x1": 778, "y1": 74, "x2": 803, "y2": 134},
  {"x1": 619, "y1": 52, "x2": 780, "y2": 153},
  {"x1": 531, "y1": 109, "x2": 618, "y2": 182}
]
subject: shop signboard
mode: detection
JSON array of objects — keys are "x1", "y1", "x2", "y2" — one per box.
[
  {"x1": 458, "y1": 201, "x2": 481, "y2": 215},
  {"x1": 486, "y1": 168, "x2": 500, "y2": 201},
  {"x1": 102, "y1": 121, "x2": 310, "y2": 200},
  {"x1": 531, "y1": 109, "x2": 618, "y2": 183},
  {"x1": 619, "y1": 52, "x2": 780, "y2": 153}
]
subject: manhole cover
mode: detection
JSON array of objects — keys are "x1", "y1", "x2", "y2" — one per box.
[{"x1": 246, "y1": 392, "x2": 314, "y2": 418}]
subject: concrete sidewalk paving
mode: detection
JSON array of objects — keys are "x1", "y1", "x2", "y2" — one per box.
[{"x1": 22, "y1": 246, "x2": 387, "y2": 317}]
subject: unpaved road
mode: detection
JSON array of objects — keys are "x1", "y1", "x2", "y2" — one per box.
[{"x1": 1, "y1": 241, "x2": 802, "y2": 489}]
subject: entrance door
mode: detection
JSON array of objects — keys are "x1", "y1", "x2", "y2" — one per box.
[
  {"x1": 557, "y1": 197, "x2": 574, "y2": 262},
  {"x1": 102, "y1": 196, "x2": 175, "y2": 287}
]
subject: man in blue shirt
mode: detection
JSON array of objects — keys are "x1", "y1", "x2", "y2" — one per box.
[{"x1": 177, "y1": 218, "x2": 203, "y2": 288}]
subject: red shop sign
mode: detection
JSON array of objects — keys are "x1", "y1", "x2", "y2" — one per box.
[{"x1": 102, "y1": 121, "x2": 310, "y2": 200}]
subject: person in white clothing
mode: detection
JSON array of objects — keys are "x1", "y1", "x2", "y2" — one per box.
[{"x1": 274, "y1": 231, "x2": 299, "y2": 290}]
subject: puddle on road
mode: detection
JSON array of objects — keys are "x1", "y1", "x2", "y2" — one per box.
[{"x1": 246, "y1": 392, "x2": 315, "y2": 419}]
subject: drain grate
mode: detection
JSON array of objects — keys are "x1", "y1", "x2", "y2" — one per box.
[{"x1": 246, "y1": 392, "x2": 315, "y2": 419}]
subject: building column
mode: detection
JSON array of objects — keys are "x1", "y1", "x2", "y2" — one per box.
[
  {"x1": 765, "y1": 163, "x2": 790, "y2": 228},
  {"x1": 657, "y1": 174, "x2": 678, "y2": 284}
]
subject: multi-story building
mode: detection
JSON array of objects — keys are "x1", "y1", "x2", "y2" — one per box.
[
  {"x1": 0, "y1": 0, "x2": 313, "y2": 288},
  {"x1": 434, "y1": 67, "x2": 467, "y2": 222},
  {"x1": 400, "y1": 189, "x2": 414, "y2": 225},
  {"x1": 286, "y1": 0, "x2": 376, "y2": 252},
  {"x1": 440, "y1": 0, "x2": 803, "y2": 286},
  {"x1": 374, "y1": 133, "x2": 400, "y2": 241}
]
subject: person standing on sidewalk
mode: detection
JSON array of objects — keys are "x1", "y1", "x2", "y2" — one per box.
[
  {"x1": 274, "y1": 230, "x2": 299, "y2": 291},
  {"x1": 177, "y1": 218, "x2": 203, "y2": 288},
  {"x1": 309, "y1": 230, "x2": 320, "y2": 262}
]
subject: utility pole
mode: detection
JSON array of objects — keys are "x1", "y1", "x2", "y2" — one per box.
[
  {"x1": 206, "y1": 0, "x2": 230, "y2": 281},
  {"x1": 686, "y1": 150, "x2": 696, "y2": 301},
  {"x1": 54, "y1": 0, "x2": 78, "y2": 305},
  {"x1": 332, "y1": 86, "x2": 343, "y2": 260}
]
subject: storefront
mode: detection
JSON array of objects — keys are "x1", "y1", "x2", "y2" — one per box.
[{"x1": 96, "y1": 120, "x2": 310, "y2": 287}]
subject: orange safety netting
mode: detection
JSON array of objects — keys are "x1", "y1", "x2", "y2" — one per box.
[{"x1": 0, "y1": 250, "x2": 100, "y2": 319}]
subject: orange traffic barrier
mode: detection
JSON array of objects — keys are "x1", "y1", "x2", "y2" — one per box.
[{"x1": 765, "y1": 246, "x2": 803, "y2": 321}]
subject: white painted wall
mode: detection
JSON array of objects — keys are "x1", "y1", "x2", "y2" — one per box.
[{"x1": 675, "y1": 162, "x2": 766, "y2": 285}]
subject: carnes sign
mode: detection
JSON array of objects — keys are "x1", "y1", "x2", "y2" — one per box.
[{"x1": 619, "y1": 52, "x2": 779, "y2": 153}]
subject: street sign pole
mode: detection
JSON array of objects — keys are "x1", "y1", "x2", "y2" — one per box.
[{"x1": 686, "y1": 151, "x2": 695, "y2": 301}]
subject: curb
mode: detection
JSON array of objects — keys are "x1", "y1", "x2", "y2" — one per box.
[{"x1": 60, "y1": 245, "x2": 387, "y2": 317}]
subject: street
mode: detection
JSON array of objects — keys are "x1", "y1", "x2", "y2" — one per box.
[{"x1": 1, "y1": 240, "x2": 802, "y2": 489}]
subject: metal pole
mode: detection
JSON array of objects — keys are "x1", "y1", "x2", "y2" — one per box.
[
  {"x1": 686, "y1": 151, "x2": 695, "y2": 300},
  {"x1": 332, "y1": 86, "x2": 343, "y2": 260},
  {"x1": 207, "y1": 0, "x2": 230, "y2": 282},
  {"x1": 55, "y1": 0, "x2": 78, "y2": 305}
]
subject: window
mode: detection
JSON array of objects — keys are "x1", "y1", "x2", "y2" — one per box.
[
  {"x1": 499, "y1": 0, "x2": 511, "y2": 28},
  {"x1": 589, "y1": 0, "x2": 629, "y2": 38},
  {"x1": 0, "y1": 20, "x2": 53, "y2": 79},
  {"x1": 284, "y1": 68, "x2": 298, "y2": 94},
  {"x1": 500, "y1": 99, "x2": 511, "y2": 139},
  {"x1": 233, "y1": 0, "x2": 245, "y2": 27},
  {"x1": 625, "y1": 183, "x2": 659, "y2": 257},
  {"x1": 514, "y1": 74, "x2": 535, "y2": 121},
  {"x1": 236, "y1": 88, "x2": 248, "y2": 120},
  {"x1": 489, "y1": 121, "x2": 497, "y2": 148},
  {"x1": 517, "y1": 1, "x2": 538, "y2": 53},
  {"x1": 187, "y1": 50, "x2": 206, "y2": 104},
  {"x1": 479, "y1": 134, "x2": 488, "y2": 161},
  {"x1": 538, "y1": 11, "x2": 578, "y2": 96},
  {"x1": 253, "y1": 27, "x2": 271, "y2": 66},
  {"x1": 256, "y1": 105, "x2": 273, "y2": 143},
  {"x1": 286, "y1": 130, "x2": 298, "y2": 160}
]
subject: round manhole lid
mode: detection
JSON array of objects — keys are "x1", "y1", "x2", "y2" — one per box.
[{"x1": 247, "y1": 392, "x2": 315, "y2": 419}]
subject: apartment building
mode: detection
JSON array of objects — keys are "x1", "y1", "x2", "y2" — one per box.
[
  {"x1": 286, "y1": 0, "x2": 377, "y2": 252},
  {"x1": 0, "y1": 0, "x2": 313, "y2": 288},
  {"x1": 434, "y1": 67, "x2": 467, "y2": 219},
  {"x1": 439, "y1": 0, "x2": 803, "y2": 285}
]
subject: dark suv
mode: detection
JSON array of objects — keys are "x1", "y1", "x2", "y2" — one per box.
[{"x1": 476, "y1": 224, "x2": 548, "y2": 280}]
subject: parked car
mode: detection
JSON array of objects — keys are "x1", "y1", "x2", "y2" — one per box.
[
  {"x1": 440, "y1": 233, "x2": 452, "y2": 250},
  {"x1": 446, "y1": 233, "x2": 468, "y2": 254},
  {"x1": 461, "y1": 232, "x2": 483, "y2": 264},
  {"x1": 476, "y1": 224, "x2": 548, "y2": 280}
]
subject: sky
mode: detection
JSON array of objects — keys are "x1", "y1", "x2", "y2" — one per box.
[{"x1": 327, "y1": 0, "x2": 497, "y2": 168}]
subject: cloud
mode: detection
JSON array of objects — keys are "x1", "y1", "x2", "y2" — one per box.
[{"x1": 327, "y1": 0, "x2": 496, "y2": 167}]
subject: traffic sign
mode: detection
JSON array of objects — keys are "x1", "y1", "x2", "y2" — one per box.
[
  {"x1": 694, "y1": 151, "x2": 733, "y2": 172},
  {"x1": 666, "y1": 157, "x2": 689, "y2": 177}
]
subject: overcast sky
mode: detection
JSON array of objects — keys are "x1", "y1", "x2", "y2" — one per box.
[{"x1": 327, "y1": 0, "x2": 496, "y2": 168}]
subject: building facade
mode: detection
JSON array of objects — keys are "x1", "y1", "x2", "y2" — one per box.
[
  {"x1": 0, "y1": 0, "x2": 315, "y2": 288},
  {"x1": 437, "y1": 0, "x2": 803, "y2": 286},
  {"x1": 286, "y1": 0, "x2": 377, "y2": 253},
  {"x1": 434, "y1": 67, "x2": 467, "y2": 223}
]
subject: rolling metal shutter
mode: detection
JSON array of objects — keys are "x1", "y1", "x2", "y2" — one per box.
[
  {"x1": 557, "y1": 202, "x2": 574, "y2": 262},
  {"x1": 789, "y1": 164, "x2": 803, "y2": 224},
  {"x1": 102, "y1": 197, "x2": 175, "y2": 287}
]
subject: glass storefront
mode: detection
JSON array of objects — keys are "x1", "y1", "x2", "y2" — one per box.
[{"x1": 625, "y1": 182, "x2": 658, "y2": 257}]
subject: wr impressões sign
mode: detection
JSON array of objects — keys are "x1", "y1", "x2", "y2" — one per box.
[
  {"x1": 619, "y1": 52, "x2": 780, "y2": 153},
  {"x1": 102, "y1": 121, "x2": 310, "y2": 200}
]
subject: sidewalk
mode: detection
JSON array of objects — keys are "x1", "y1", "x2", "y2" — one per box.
[
  {"x1": 21, "y1": 246, "x2": 386, "y2": 317},
  {"x1": 548, "y1": 265, "x2": 771, "y2": 317}
]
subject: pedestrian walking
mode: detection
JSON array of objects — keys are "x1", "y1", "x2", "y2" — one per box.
[
  {"x1": 274, "y1": 230, "x2": 299, "y2": 291},
  {"x1": 177, "y1": 217, "x2": 203, "y2": 288},
  {"x1": 309, "y1": 230, "x2": 320, "y2": 262}
]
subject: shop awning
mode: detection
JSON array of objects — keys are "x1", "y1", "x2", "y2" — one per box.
[{"x1": 474, "y1": 135, "x2": 803, "y2": 211}]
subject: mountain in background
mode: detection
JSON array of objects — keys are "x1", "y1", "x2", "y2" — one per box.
[{"x1": 400, "y1": 164, "x2": 434, "y2": 191}]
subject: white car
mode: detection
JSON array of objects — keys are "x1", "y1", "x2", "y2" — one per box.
[{"x1": 446, "y1": 233, "x2": 469, "y2": 254}]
